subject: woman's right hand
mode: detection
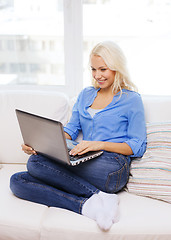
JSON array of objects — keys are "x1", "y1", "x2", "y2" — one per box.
[{"x1": 21, "y1": 144, "x2": 37, "y2": 155}]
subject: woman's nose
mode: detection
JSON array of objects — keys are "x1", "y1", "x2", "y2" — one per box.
[{"x1": 95, "y1": 71, "x2": 102, "y2": 79}]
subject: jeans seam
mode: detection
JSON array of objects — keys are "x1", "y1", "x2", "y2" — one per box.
[
  {"x1": 116, "y1": 163, "x2": 125, "y2": 190},
  {"x1": 105, "y1": 161, "x2": 128, "y2": 192},
  {"x1": 29, "y1": 159, "x2": 97, "y2": 195},
  {"x1": 79, "y1": 198, "x2": 87, "y2": 214},
  {"x1": 120, "y1": 154, "x2": 129, "y2": 179}
]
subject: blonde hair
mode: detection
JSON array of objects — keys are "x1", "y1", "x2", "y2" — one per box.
[{"x1": 90, "y1": 41, "x2": 137, "y2": 94}]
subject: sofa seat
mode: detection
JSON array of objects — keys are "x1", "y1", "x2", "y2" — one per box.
[
  {"x1": 1, "y1": 163, "x2": 171, "y2": 240},
  {"x1": 0, "y1": 164, "x2": 47, "y2": 240}
]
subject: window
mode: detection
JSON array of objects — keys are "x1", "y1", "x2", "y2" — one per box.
[
  {"x1": 0, "y1": 0, "x2": 170, "y2": 97},
  {"x1": 83, "y1": 0, "x2": 171, "y2": 95},
  {"x1": 0, "y1": 0, "x2": 65, "y2": 86}
]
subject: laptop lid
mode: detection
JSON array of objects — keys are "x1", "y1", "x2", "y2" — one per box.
[
  {"x1": 15, "y1": 109, "x2": 103, "y2": 166},
  {"x1": 16, "y1": 109, "x2": 71, "y2": 165}
]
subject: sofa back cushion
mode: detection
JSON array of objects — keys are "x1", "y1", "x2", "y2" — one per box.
[
  {"x1": 0, "y1": 90, "x2": 69, "y2": 164},
  {"x1": 142, "y1": 95, "x2": 171, "y2": 123}
]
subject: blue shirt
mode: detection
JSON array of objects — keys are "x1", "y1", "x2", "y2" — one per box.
[{"x1": 64, "y1": 87, "x2": 147, "y2": 158}]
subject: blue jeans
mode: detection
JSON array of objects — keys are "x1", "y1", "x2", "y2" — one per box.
[{"x1": 10, "y1": 152, "x2": 130, "y2": 214}]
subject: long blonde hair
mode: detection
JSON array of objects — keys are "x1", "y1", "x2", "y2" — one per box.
[{"x1": 90, "y1": 41, "x2": 137, "y2": 94}]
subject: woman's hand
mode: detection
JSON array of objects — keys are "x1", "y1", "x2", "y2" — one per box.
[
  {"x1": 69, "y1": 141, "x2": 133, "y2": 156},
  {"x1": 69, "y1": 140, "x2": 103, "y2": 156},
  {"x1": 21, "y1": 144, "x2": 37, "y2": 155}
]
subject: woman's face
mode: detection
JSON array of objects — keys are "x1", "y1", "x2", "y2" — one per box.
[{"x1": 91, "y1": 55, "x2": 115, "y2": 91}]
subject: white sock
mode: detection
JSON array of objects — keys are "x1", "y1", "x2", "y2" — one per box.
[
  {"x1": 97, "y1": 192, "x2": 119, "y2": 230},
  {"x1": 82, "y1": 193, "x2": 103, "y2": 221},
  {"x1": 82, "y1": 191, "x2": 119, "y2": 231}
]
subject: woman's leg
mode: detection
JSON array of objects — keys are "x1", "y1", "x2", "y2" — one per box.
[
  {"x1": 69, "y1": 151, "x2": 130, "y2": 193},
  {"x1": 10, "y1": 154, "x2": 101, "y2": 214},
  {"x1": 26, "y1": 152, "x2": 129, "y2": 230},
  {"x1": 27, "y1": 151, "x2": 130, "y2": 195},
  {"x1": 10, "y1": 152, "x2": 130, "y2": 231},
  {"x1": 27, "y1": 154, "x2": 99, "y2": 197},
  {"x1": 10, "y1": 171, "x2": 87, "y2": 214},
  {"x1": 72, "y1": 151, "x2": 130, "y2": 229}
]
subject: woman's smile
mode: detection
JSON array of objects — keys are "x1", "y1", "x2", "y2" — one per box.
[{"x1": 97, "y1": 79, "x2": 107, "y2": 84}]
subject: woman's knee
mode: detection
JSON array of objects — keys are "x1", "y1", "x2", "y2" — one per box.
[
  {"x1": 10, "y1": 172, "x2": 27, "y2": 196},
  {"x1": 10, "y1": 171, "x2": 43, "y2": 198},
  {"x1": 27, "y1": 154, "x2": 60, "y2": 180},
  {"x1": 27, "y1": 154, "x2": 44, "y2": 176}
]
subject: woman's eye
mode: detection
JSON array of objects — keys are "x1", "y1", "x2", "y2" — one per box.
[
  {"x1": 91, "y1": 68, "x2": 96, "y2": 71},
  {"x1": 101, "y1": 69, "x2": 107, "y2": 71}
]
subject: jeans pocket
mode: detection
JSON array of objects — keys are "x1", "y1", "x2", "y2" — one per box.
[{"x1": 105, "y1": 162, "x2": 129, "y2": 193}]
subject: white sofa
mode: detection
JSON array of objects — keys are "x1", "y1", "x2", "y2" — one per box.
[{"x1": 0, "y1": 89, "x2": 171, "y2": 240}]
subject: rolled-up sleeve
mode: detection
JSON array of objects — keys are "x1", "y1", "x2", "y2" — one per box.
[
  {"x1": 64, "y1": 93, "x2": 82, "y2": 140},
  {"x1": 124, "y1": 94, "x2": 147, "y2": 157}
]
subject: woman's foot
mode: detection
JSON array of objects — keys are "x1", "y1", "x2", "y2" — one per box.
[{"x1": 82, "y1": 191, "x2": 119, "y2": 231}]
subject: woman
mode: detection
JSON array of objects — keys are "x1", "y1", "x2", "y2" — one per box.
[{"x1": 10, "y1": 41, "x2": 147, "y2": 231}]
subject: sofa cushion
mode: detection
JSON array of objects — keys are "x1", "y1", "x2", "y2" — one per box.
[
  {"x1": 0, "y1": 164, "x2": 48, "y2": 240},
  {"x1": 127, "y1": 122, "x2": 171, "y2": 203},
  {"x1": 0, "y1": 90, "x2": 69, "y2": 164},
  {"x1": 1, "y1": 164, "x2": 171, "y2": 240},
  {"x1": 40, "y1": 191, "x2": 171, "y2": 240}
]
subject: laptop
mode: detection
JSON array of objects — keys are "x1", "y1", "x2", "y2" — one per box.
[{"x1": 15, "y1": 109, "x2": 103, "y2": 166}]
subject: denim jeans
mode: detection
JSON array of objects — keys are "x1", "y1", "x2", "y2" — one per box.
[{"x1": 10, "y1": 152, "x2": 130, "y2": 214}]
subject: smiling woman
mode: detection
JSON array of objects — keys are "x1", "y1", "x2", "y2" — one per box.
[
  {"x1": 10, "y1": 40, "x2": 147, "y2": 231},
  {"x1": 90, "y1": 41, "x2": 137, "y2": 95}
]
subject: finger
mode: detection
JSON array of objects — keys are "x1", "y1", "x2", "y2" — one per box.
[
  {"x1": 21, "y1": 144, "x2": 32, "y2": 151},
  {"x1": 24, "y1": 150, "x2": 32, "y2": 155},
  {"x1": 70, "y1": 141, "x2": 89, "y2": 155},
  {"x1": 69, "y1": 147, "x2": 79, "y2": 156},
  {"x1": 70, "y1": 146, "x2": 89, "y2": 156},
  {"x1": 24, "y1": 150, "x2": 37, "y2": 155},
  {"x1": 69, "y1": 145, "x2": 79, "y2": 155},
  {"x1": 77, "y1": 148, "x2": 89, "y2": 155},
  {"x1": 21, "y1": 144, "x2": 37, "y2": 155}
]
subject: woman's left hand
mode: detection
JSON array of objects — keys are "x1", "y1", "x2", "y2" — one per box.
[{"x1": 69, "y1": 140, "x2": 103, "y2": 156}]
